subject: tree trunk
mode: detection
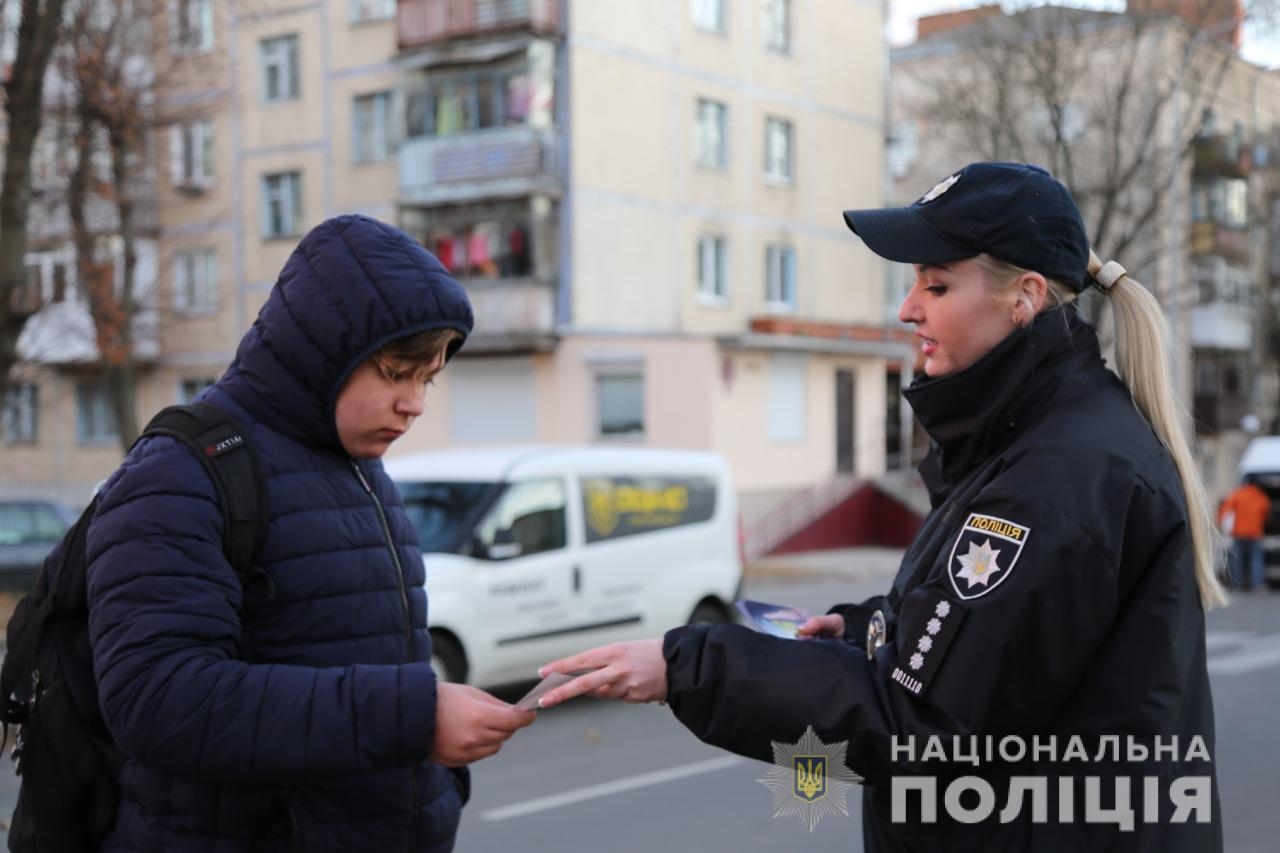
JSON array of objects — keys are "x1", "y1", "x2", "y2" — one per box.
[
  {"x1": 108, "y1": 121, "x2": 139, "y2": 447},
  {"x1": 0, "y1": 0, "x2": 67, "y2": 403}
]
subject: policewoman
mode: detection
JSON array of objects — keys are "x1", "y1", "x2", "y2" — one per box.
[{"x1": 537, "y1": 163, "x2": 1225, "y2": 852}]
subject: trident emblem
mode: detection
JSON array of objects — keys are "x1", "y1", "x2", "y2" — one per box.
[{"x1": 793, "y1": 756, "x2": 826, "y2": 801}]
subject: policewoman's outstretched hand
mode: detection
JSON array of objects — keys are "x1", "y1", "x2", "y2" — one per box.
[{"x1": 536, "y1": 639, "x2": 667, "y2": 708}]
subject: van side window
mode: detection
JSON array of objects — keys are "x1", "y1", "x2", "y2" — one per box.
[
  {"x1": 474, "y1": 478, "x2": 567, "y2": 560},
  {"x1": 581, "y1": 476, "x2": 717, "y2": 543}
]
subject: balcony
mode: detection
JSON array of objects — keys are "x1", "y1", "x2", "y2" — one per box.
[
  {"x1": 398, "y1": 0, "x2": 560, "y2": 50},
  {"x1": 1189, "y1": 222, "x2": 1250, "y2": 264},
  {"x1": 1190, "y1": 302, "x2": 1252, "y2": 351},
  {"x1": 398, "y1": 126, "x2": 561, "y2": 206},
  {"x1": 460, "y1": 276, "x2": 556, "y2": 350},
  {"x1": 16, "y1": 301, "x2": 159, "y2": 366},
  {"x1": 1192, "y1": 134, "x2": 1253, "y2": 179}
]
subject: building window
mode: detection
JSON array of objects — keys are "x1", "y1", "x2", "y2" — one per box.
[
  {"x1": 1029, "y1": 102, "x2": 1087, "y2": 146},
  {"x1": 76, "y1": 382, "x2": 118, "y2": 445},
  {"x1": 173, "y1": 249, "x2": 218, "y2": 315},
  {"x1": 596, "y1": 372, "x2": 645, "y2": 439},
  {"x1": 350, "y1": 0, "x2": 395, "y2": 22},
  {"x1": 768, "y1": 353, "x2": 807, "y2": 442},
  {"x1": 691, "y1": 0, "x2": 726, "y2": 33},
  {"x1": 765, "y1": 117, "x2": 793, "y2": 184},
  {"x1": 697, "y1": 99, "x2": 728, "y2": 169},
  {"x1": 762, "y1": 0, "x2": 790, "y2": 53},
  {"x1": 260, "y1": 34, "x2": 300, "y2": 102},
  {"x1": 168, "y1": 119, "x2": 215, "y2": 188},
  {"x1": 2, "y1": 384, "x2": 37, "y2": 443},
  {"x1": 887, "y1": 120, "x2": 919, "y2": 180},
  {"x1": 404, "y1": 67, "x2": 535, "y2": 139},
  {"x1": 1191, "y1": 177, "x2": 1248, "y2": 230},
  {"x1": 179, "y1": 378, "x2": 216, "y2": 404},
  {"x1": 765, "y1": 244, "x2": 796, "y2": 311},
  {"x1": 697, "y1": 235, "x2": 727, "y2": 301},
  {"x1": 173, "y1": 0, "x2": 214, "y2": 52},
  {"x1": 261, "y1": 172, "x2": 302, "y2": 239},
  {"x1": 353, "y1": 92, "x2": 395, "y2": 163}
]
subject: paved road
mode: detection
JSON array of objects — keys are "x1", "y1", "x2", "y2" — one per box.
[{"x1": 1, "y1": 566, "x2": 1277, "y2": 851}]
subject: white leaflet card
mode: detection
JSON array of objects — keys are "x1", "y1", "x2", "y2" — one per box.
[{"x1": 515, "y1": 671, "x2": 591, "y2": 711}]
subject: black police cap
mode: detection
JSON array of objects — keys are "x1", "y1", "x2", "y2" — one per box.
[{"x1": 843, "y1": 162, "x2": 1090, "y2": 291}]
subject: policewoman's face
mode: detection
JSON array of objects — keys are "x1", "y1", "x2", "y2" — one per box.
[{"x1": 898, "y1": 259, "x2": 1020, "y2": 378}]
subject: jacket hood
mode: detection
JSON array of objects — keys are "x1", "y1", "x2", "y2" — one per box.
[{"x1": 217, "y1": 214, "x2": 473, "y2": 453}]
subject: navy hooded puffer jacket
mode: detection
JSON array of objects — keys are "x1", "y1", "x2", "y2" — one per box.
[{"x1": 85, "y1": 215, "x2": 475, "y2": 852}]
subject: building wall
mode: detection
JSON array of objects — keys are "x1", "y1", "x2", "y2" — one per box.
[
  {"x1": 567, "y1": 0, "x2": 886, "y2": 333},
  {"x1": 561, "y1": 0, "x2": 889, "y2": 495}
]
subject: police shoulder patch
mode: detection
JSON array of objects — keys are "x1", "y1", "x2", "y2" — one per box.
[{"x1": 946, "y1": 512, "x2": 1030, "y2": 601}]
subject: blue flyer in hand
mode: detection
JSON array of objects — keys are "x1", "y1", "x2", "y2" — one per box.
[{"x1": 735, "y1": 599, "x2": 812, "y2": 639}]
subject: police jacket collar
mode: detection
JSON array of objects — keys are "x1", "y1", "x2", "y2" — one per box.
[{"x1": 904, "y1": 304, "x2": 1101, "y2": 498}]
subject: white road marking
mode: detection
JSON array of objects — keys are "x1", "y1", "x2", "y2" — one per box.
[
  {"x1": 480, "y1": 755, "x2": 747, "y2": 822},
  {"x1": 1208, "y1": 633, "x2": 1280, "y2": 675},
  {"x1": 1204, "y1": 631, "x2": 1251, "y2": 653}
]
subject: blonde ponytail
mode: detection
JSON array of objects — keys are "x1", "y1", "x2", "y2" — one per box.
[{"x1": 1088, "y1": 251, "x2": 1228, "y2": 609}]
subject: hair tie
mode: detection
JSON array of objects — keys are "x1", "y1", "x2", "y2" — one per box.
[{"x1": 1093, "y1": 260, "x2": 1127, "y2": 294}]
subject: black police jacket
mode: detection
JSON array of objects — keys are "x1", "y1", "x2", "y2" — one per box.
[{"x1": 663, "y1": 306, "x2": 1222, "y2": 852}]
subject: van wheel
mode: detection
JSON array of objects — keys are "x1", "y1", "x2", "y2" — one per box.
[
  {"x1": 430, "y1": 632, "x2": 467, "y2": 684},
  {"x1": 688, "y1": 601, "x2": 728, "y2": 625}
]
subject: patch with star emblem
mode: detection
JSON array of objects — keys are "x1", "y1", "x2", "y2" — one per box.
[{"x1": 946, "y1": 513, "x2": 1030, "y2": 600}]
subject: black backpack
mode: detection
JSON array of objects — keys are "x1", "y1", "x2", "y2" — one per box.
[{"x1": 0, "y1": 403, "x2": 268, "y2": 853}]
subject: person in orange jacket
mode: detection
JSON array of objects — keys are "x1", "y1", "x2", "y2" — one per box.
[{"x1": 1219, "y1": 476, "x2": 1272, "y2": 591}]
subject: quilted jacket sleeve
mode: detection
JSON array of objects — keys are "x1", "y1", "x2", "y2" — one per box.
[
  {"x1": 86, "y1": 437, "x2": 438, "y2": 783},
  {"x1": 661, "y1": 482, "x2": 1175, "y2": 785}
]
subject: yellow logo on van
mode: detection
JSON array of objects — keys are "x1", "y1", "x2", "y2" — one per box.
[
  {"x1": 583, "y1": 479, "x2": 691, "y2": 539},
  {"x1": 585, "y1": 482, "x2": 620, "y2": 537}
]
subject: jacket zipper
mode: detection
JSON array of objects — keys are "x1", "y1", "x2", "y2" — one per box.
[{"x1": 350, "y1": 460, "x2": 421, "y2": 850}]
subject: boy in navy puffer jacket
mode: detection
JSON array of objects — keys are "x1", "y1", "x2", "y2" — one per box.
[{"x1": 85, "y1": 215, "x2": 534, "y2": 851}]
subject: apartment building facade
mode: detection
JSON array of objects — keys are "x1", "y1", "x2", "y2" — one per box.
[
  {"x1": 3, "y1": 0, "x2": 896, "y2": 509},
  {"x1": 390, "y1": 0, "x2": 900, "y2": 502}
]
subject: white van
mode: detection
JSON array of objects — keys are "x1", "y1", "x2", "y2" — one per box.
[
  {"x1": 383, "y1": 445, "x2": 743, "y2": 688},
  {"x1": 1237, "y1": 436, "x2": 1280, "y2": 587}
]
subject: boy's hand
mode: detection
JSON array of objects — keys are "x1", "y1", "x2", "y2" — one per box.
[{"x1": 429, "y1": 683, "x2": 535, "y2": 767}]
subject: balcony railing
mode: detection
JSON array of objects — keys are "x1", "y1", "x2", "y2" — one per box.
[
  {"x1": 398, "y1": 125, "x2": 561, "y2": 206},
  {"x1": 460, "y1": 276, "x2": 556, "y2": 347},
  {"x1": 1190, "y1": 302, "x2": 1253, "y2": 351},
  {"x1": 1189, "y1": 222, "x2": 1250, "y2": 264},
  {"x1": 1192, "y1": 134, "x2": 1253, "y2": 178},
  {"x1": 398, "y1": 0, "x2": 560, "y2": 50}
]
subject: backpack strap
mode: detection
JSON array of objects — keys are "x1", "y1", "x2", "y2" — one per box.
[{"x1": 138, "y1": 403, "x2": 267, "y2": 580}]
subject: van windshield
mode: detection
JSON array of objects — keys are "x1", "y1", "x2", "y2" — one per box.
[{"x1": 398, "y1": 481, "x2": 503, "y2": 555}]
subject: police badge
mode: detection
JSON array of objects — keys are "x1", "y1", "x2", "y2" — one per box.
[
  {"x1": 946, "y1": 513, "x2": 1030, "y2": 600},
  {"x1": 757, "y1": 726, "x2": 862, "y2": 832}
]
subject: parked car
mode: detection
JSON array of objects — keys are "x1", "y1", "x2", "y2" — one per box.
[
  {"x1": 1238, "y1": 436, "x2": 1280, "y2": 588},
  {"x1": 384, "y1": 445, "x2": 744, "y2": 688},
  {"x1": 0, "y1": 500, "x2": 76, "y2": 591}
]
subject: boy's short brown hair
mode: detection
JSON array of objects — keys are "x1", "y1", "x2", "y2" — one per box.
[{"x1": 372, "y1": 328, "x2": 462, "y2": 383}]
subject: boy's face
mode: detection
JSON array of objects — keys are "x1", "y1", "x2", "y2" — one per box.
[{"x1": 334, "y1": 353, "x2": 443, "y2": 459}]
